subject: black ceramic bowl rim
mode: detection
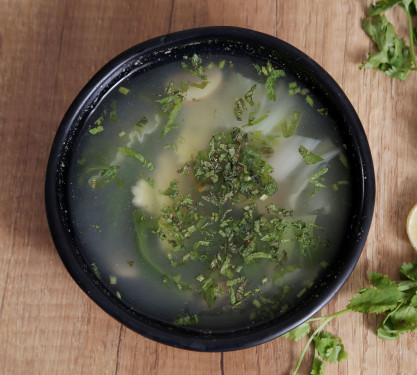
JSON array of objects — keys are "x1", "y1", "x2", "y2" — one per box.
[{"x1": 45, "y1": 26, "x2": 375, "y2": 352}]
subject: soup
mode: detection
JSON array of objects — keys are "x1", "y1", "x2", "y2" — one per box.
[{"x1": 68, "y1": 54, "x2": 351, "y2": 331}]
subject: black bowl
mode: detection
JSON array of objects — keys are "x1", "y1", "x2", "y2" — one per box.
[{"x1": 45, "y1": 26, "x2": 375, "y2": 351}]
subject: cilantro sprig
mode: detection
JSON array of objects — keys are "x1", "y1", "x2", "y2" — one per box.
[
  {"x1": 253, "y1": 61, "x2": 285, "y2": 101},
  {"x1": 285, "y1": 261, "x2": 417, "y2": 374},
  {"x1": 361, "y1": 0, "x2": 417, "y2": 80}
]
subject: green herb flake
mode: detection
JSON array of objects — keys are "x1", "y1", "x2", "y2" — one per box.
[
  {"x1": 253, "y1": 61, "x2": 286, "y2": 101},
  {"x1": 91, "y1": 263, "x2": 101, "y2": 279},
  {"x1": 109, "y1": 275, "x2": 117, "y2": 285},
  {"x1": 162, "y1": 180, "x2": 179, "y2": 199},
  {"x1": 282, "y1": 111, "x2": 301, "y2": 137},
  {"x1": 233, "y1": 97, "x2": 247, "y2": 121},
  {"x1": 244, "y1": 84, "x2": 257, "y2": 106},
  {"x1": 288, "y1": 81, "x2": 301, "y2": 96},
  {"x1": 127, "y1": 260, "x2": 135, "y2": 267},
  {"x1": 310, "y1": 167, "x2": 328, "y2": 196},
  {"x1": 109, "y1": 101, "x2": 117, "y2": 122},
  {"x1": 317, "y1": 107, "x2": 329, "y2": 116},
  {"x1": 339, "y1": 153, "x2": 349, "y2": 169},
  {"x1": 116, "y1": 291, "x2": 122, "y2": 299},
  {"x1": 188, "y1": 81, "x2": 209, "y2": 89},
  {"x1": 265, "y1": 68, "x2": 285, "y2": 101},
  {"x1": 135, "y1": 116, "x2": 148, "y2": 131},
  {"x1": 218, "y1": 60, "x2": 226, "y2": 69},
  {"x1": 144, "y1": 177, "x2": 154, "y2": 187},
  {"x1": 173, "y1": 314, "x2": 199, "y2": 326},
  {"x1": 283, "y1": 321, "x2": 311, "y2": 341},
  {"x1": 118, "y1": 146, "x2": 154, "y2": 170},
  {"x1": 305, "y1": 95, "x2": 314, "y2": 107},
  {"x1": 299, "y1": 145, "x2": 323, "y2": 165},
  {"x1": 181, "y1": 53, "x2": 207, "y2": 80},
  {"x1": 94, "y1": 116, "x2": 105, "y2": 126},
  {"x1": 89, "y1": 125, "x2": 104, "y2": 135},
  {"x1": 118, "y1": 131, "x2": 126, "y2": 137},
  {"x1": 118, "y1": 86, "x2": 130, "y2": 95}
]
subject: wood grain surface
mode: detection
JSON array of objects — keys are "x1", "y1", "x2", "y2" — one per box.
[{"x1": 1, "y1": 0, "x2": 416, "y2": 374}]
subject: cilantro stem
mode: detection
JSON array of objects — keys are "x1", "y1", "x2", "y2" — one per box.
[
  {"x1": 291, "y1": 308, "x2": 351, "y2": 375},
  {"x1": 405, "y1": 7, "x2": 417, "y2": 69}
]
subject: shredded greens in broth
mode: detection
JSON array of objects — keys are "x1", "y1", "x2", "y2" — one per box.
[{"x1": 68, "y1": 54, "x2": 351, "y2": 331}]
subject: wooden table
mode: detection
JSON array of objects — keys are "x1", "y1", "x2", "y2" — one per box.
[{"x1": 1, "y1": 1, "x2": 416, "y2": 374}]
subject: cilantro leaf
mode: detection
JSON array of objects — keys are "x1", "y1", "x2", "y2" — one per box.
[
  {"x1": 313, "y1": 331, "x2": 348, "y2": 364},
  {"x1": 244, "y1": 84, "x2": 257, "y2": 106},
  {"x1": 310, "y1": 167, "x2": 328, "y2": 196},
  {"x1": 89, "y1": 125, "x2": 103, "y2": 135},
  {"x1": 233, "y1": 97, "x2": 247, "y2": 121},
  {"x1": 348, "y1": 272, "x2": 403, "y2": 313},
  {"x1": 399, "y1": 261, "x2": 417, "y2": 281},
  {"x1": 366, "y1": 0, "x2": 404, "y2": 16},
  {"x1": 156, "y1": 81, "x2": 187, "y2": 137},
  {"x1": 253, "y1": 61, "x2": 285, "y2": 101},
  {"x1": 265, "y1": 69, "x2": 286, "y2": 101},
  {"x1": 311, "y1": 350, "x2": 325, "y2": 375},
  {"x1": 360, "y1": 14, "x2": 413, "y2": 80},
  {"x1": 118, "y1": 146, "x2": 154, "y2": 170},
  {"x1": 181, "y1": 54, "x2": 207, "y2": 80},
  {"x1": 299, "y1": 145, "x2": 323, "y2": 165},
  {"x1": 282, "y1": 321, "x2": 311, "y2": 341},
  {"x1": 281, "y1": 111, "x2": 300, "y2": 138},
  {"x1": 173, "y1": 314, "x2": 199, "y2": 326}
]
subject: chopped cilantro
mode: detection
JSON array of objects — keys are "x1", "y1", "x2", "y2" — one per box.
[
  {"x1": 89, "y1": 125, "x2": 104, "y2": 135},
  {"x1": 244, "y1": 84, "x2": 257, "y2": 106},
  {"x1": 339, "y1": 153, "x2": 349, "y2": 169},
  {"x1": 281, "y1": 111, "x2": 301, "y2": 137},
  {"x1": 310, "y1": 167, "x2": 328, "y2": 196},
  {"x1": 246, "y1": 112, "x2": 269, "y2": 127},
  {"x1": 173, "y1": 313, "x2": 199, "y2": 326},
  {"x1": 188, "y1": 81, "x2": 209, "y2": 89},
  {"x1": 136, "y1": 128, "x2": 319, "y2": 309},
  {"x1": 118, "y1": 146, "x2": 154, "y2": 170},
  {"x1": 233, "y1": 97, "x2": 247, "y2": 121},
  {"x1": 305, "y1": 95, "x2": 314, "y2": 107},
  {"x1": 299, "y1": 145, "x2": 323, "y2": 165},
  {"x1": 289, "y1": 81, "x2": 301, "y2": 95},
  {"x1": 94, "y1": 116, "x2": 104, "y2": 126},
  {"x1": 317, "y1": 107, "x2": 329, "y2": 116},
  {"x1": 253, "y1": 61, "x2": 286, "y2": 101},
  {"x1": 181, "y1": 53, "x2": 207, "y2": 80},
  {"x1": 91, "y1": 263, "x2": 101, "y2": 279},
  {"x1": 118, "y1": 86, "x2": 130, "y2": 95},
  {"x1": 156, "y1": 81, "x2": 186, "y2": 137},
  {"x1": 218, "y1": 60, "x2": 226, "y2": 69},
  {"x1": 109, "y1": 101, "x2": 117, "y2": 122},
  {"x1": 144, "y1": 177, "x2": 154, "y2": 187},
  {"x1": 134, "y1": 116, "x2": 148, "y2": 131}
]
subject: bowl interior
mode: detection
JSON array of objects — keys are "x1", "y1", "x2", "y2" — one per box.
[{"x1": 45, "y1": 27, "x2": 375, "y2": 351}]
